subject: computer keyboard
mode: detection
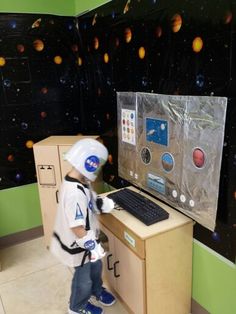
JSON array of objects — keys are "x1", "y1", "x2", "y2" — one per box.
[{"x1": 107, "y1": 188, "x2": 169, "y2": 226}]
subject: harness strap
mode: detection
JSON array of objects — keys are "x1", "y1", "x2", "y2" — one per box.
[
  {"x1": 77, "y1": 184, "x2": 90, "y2": 231},
  {"x1": 53, "y1": 232, "x2": 86, "y2": 255},
  {"x1": 53, "y1": 232, "x2": 91, "y2": 267},
  {"x1": 81, "y1": 250, "x2": 91, "y2": 267}
]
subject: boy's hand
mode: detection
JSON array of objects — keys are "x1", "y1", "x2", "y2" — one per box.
[
  {"x1": 75, "y1": 230, "x2": 106, "y2": 262},
  {"x1": 90, "y1": 242, "x2": 106, "y2": 262},
  {"x1": 100, "y1": 197, "x2": 115, "y2": 213}
]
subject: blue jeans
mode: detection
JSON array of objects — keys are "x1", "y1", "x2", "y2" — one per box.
[{"x1": 69, "y1": 260, "x2": 103, "y2": 312}]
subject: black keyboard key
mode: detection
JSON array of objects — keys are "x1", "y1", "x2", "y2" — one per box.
[{"x1": 107, "y1": 188, "x2": 169, "y2": 226}]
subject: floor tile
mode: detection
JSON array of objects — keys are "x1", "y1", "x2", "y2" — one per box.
[
  {"x1": 0, "y1": 238, "x2": 129, "y2": 314},
  {"x1": 103, "y1": 301, "x2": 129, "y2": 314},
  {"x1": 100, "y1": 284, "x2": 129, "y2": 314},
  {"x1": 0, "y1": 298, "x2": 5, "y2": 314},
  {"x1": 89, "y1": 287, "x2": 130, "y2": 314},
  {"x1": 0, "y1": 263, "x2": 72, "y2": 314},
  {"x1": 91, "y1": 299, "x2": 129, "y2": 314},
  {"x1": 0, "y1": 237, "x2": 59, "y2": 285}
]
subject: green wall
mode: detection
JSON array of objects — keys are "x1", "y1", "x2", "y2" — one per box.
[
  {"x1": 192, "y1": 240, "x2": 236, "y2": 314},
  {"x1": 0, "y1": 0, "x2": 75, "y2": 16},
  {"x1": 0, "y1": 184, "x2": 42, "y2": 237},
  {"x1": 0, "y1": 0, "x2": 110, "y2": 16},
  {"x1": 74, "y1": 0, "x2": 111, "y2": 16}
]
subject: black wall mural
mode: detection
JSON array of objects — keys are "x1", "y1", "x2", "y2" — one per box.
[
  {"x1": 0, "y1": 14, "x2": 83, "y2": 189},
  {"x1": 0, "y1": 0, "x2": 236, "y2": 262}
]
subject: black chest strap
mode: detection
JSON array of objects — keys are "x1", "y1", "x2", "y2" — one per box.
[
  {"x1": 53, "y1": 232, "x2": 85, "y2": 254},
  {"x1": 77, "y1": 184, "x2": 90, "y2": 231},
  {"x1": 53, "y1": 232, "x2": 91, "y2": 267}
]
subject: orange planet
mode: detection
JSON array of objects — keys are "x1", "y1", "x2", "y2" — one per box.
[
  {"x1": 155, "y1": 26, "x2": 162, "y2": 38},
  {"x1": 94, "y1": 37, "x2": 99, "y2": 50},
  {"x1": 17, "y1": 44, "x2": 25, "y2": 53},
  {"x1": 41, "y1": 87, "x2": 48, "y2": 94},
  {"x1": 123, "y1": 0, "x2": 131, "y2": 14},
  {"x1": 54, "y1": 55, "x2": 62, "y2": 64},
  {"x1": 104, "y1": 53, "x2": 109, "y2": 63},
  {"x1": 78, "y1": 57, "x2": 82, "y2": 66},
  {"x1": 192, "y1": 37, "x2": 203, "y2": 53},
  {"x1": 138, "y1": 47, "x2": 145, "y2": 59},
  {"x1": 224, "y1": 11, "x2": 232, "y2": 24},
  {"x1": 108, "y1": 154, "x2": 113, "y2": 164},
  {"x1": 171, "y1": 14, "x2": 182, "y2": 33},
  {"x1": 32, "y1": 18, "x2": 41, "y2": 28},
  {"x1": 26, "y1": 140, "x2": 34, "y2": 149},
  {"x1": 115, "y1": 37, "x2": 120, "y2": 47},
  {"x1": 71, "y1": 44, "x2": 79, "y2": 52},
  {"x1": 7, "y1": 154, "x2": 14, "y2": 162},
  {"x1": 40, "y1": 111, "x2": 47, "y2": 118},
  {"x1": 124, "y1": 27, "x2": 132, "y2": 43},
  {"x1": 92, "y1": 13, "x2": 98, "y2": 26},
  {"x1": 33, "y1": 39, "x2": 44, "y2": 52},
  {"x1": 0, "y1": 57, "x2": 6, "y2": 66}
]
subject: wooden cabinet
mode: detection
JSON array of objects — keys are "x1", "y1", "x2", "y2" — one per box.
[
  {"x1": 100, "y1": 224, "x2": 145, "y2": 314},
  {"x1": 33, "y1": 135, "x2": 99, "y2": 247},
  {"x1": 98, "y1": 186, "x2": 194, "y2": 314}
]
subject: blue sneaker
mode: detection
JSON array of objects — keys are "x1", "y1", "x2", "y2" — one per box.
[
  {"x1": 68, "y1": 302, "x2": 103, "y2": 314},
  {"x1": 85, "y1": 302, "x2": 104, "y2": 314},
  {"x1": 97, "y1": 288, "x2": 116, "y2": 306}
]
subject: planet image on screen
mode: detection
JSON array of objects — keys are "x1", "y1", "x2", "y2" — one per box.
[
  {"x1": 141, "y1": 147, "x2": 151, "y2": 165},
  {"x1": 193, "y1": 148, "x2": 205, "y2": 168},
  {"x1": 161, "y1": 152, "x2": 174, "y2": 172}
]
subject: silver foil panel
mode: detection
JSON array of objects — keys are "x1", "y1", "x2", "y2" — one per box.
[{"x1": 117, "y1": 92, "x2": 227, "y2": 231}]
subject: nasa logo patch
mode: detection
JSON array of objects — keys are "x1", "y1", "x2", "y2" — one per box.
[
  {"x1": 85, "y1": 155, "x2": 100, "y2": 172},
  {"x1": 84, "y1": 239, "x2": 96, "y2": 250}
]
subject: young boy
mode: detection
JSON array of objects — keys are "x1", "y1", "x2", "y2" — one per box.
[{"x1": 50, "y1": 138, "x2": 116, "y2": 314}]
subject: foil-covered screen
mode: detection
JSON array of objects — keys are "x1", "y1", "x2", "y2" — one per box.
[{"x1": 117, "y1": 92, "x2": 227, "y2": 231}]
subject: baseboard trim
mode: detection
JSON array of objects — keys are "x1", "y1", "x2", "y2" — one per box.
[
  {"x1": 0, "y1": 226, "x2": 44, "y2": 249},
  {"x1": 191, "y1": 299, "x2": 210, "y2": 314}
]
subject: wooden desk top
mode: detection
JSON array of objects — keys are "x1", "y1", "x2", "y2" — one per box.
[{"x1": 100, "y1": 186, "x2": 193, "y2": 240}]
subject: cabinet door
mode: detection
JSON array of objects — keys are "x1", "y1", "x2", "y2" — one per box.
[
  {"x1": 99, "y1": 224, "x2": 117, "y2": 290},
  {"x1": 115, "y1": 236, "x2": 145, "y2": 314},
  {"x1": 33, "y1": 145, "x2": 61, "y2": 247},
  {"x1": 38, "y1": 186, "x2": 60, "y2": 247}
]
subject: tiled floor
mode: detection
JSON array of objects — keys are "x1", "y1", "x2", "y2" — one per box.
[{"x1": 0, "y1": 237, "x2": 129, "y2": 314}]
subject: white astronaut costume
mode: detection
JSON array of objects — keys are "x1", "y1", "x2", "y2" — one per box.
[{"x1": 50, "y1": 138, "x2": 114, "y2": 268}]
